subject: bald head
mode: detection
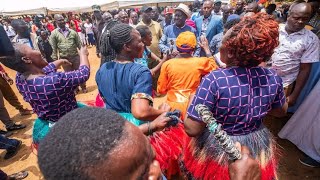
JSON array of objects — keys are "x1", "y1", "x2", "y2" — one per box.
[
  {"x1": 287, "y1": 2, "x2": 312, "y2": 33},
  {"x1": 246, "y1": 2, "x2": 259, "y2": 13},
  {"x1": 54, "y1": 14, "x2": 66, "y2": 29},
  {"x1": 130, "y1": 11, "x2": 139, "y2": 25},
  {"x1": 221, "y1": 4, "x2": 233, "y2": 20},
  {"x1": 289, "y1": 2, "x2": 312, "y2": 16},
  {"x1": 102, "y1": 12, "x2": 112, "y2": 22},
  {"x1": 118, "y1": 11, "x2": 129, "y2": 24}
]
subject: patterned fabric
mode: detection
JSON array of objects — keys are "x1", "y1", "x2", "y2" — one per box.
[
  {"x1": 159, "y1": 24, "x2": 198, "y2": 54},
  {"x1": 201, "y1": 18, "x2": 210, "y2": 36},
  {"x1": 187, "y1": 67, "x2": 286, "y2": 135},
  {"x1": 134, "y1": 47, "x2": 151, "y2": 67},
  {"x1": 131, "y1": 92, "x2": 153, "y2": 103},
  {"x1": 16, "y1": 63, "x2": 90, "y2": 122},
  {"x1": 209, "y1": 32, "x2": 223, "y2": 54},
  {"x1": 271, "y1": 25, "x2": 320, "y2": 87},
  {"x1": 96, "y1": 61, "x2": 153, "y2": 113},
  {"x1": 50, "y1": 28, "x2": 81, "y2": 60}
]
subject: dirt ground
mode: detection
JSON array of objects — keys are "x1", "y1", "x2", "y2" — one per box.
[{"x1": 0, "y1": 48, "x2": 319, "y2": 179}]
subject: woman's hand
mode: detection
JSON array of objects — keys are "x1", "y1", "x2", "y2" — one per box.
[
  {"x1": 78, "y1": 45, "x2": 89, "y2": 57},
  {"x1": 150, "y1": 113, "x2": 171, "y2": 132}
]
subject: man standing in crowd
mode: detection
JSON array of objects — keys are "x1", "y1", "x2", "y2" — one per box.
[
  {"x1": 138, "y1": 5, "x2": 163, "y2": 57},
  {"x1": 221, "y1": 4, "x2": 233, "y2": 24},
  {"x1": 234, "y1": 0, "x2": 245, "y2": 16},
  {"x1": 118, "y1": 11, "x2": 130, "y2": 24},
  {"x1": 245, "y1": 2, "x2": 259, "y2": 15},
  {"x1": 212, "y1": 0, "x2": 223, "y2": 16},
  {"x1": 194, "y1": 0, "x2": 223, "y2": 56},
  {"x1": 271, "y1": 2, "x2": 319, "y2": 106},
  {"x1": 50, "y1": 14, "x2": 87, "y2": 93},
  {"x1": 129, "y1": 11, "x2": 139, "y2": 28},
  {"x1": 11, "y1": 19, "x2": 38, "y2": 50},
  {"x1": 151, "y1": 6, "x2": 164, "y2": 23},
  {"x1": 159, "y1": 3, "x2": 197, "y2": 57},
  {"x1": 160, "y1": 7, "x2": 174, "y2": 29},
  {"x1": 102, "y1": 12, "x2": 113, "y2": 23},
  {"x1": 92, "y1": 5, "x2": 105, "y2": 60},
  {"x1": 308, "y1": 0, "x2": 320, "y2": 37}
]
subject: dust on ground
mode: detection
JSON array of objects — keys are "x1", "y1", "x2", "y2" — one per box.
[{"x1": 0, "y1": 48, "x2": 319, "y2": 180}]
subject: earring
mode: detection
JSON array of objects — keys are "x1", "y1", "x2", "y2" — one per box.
[{"x1": 21, "y1": 57, "x2": 32, "y2": 64}]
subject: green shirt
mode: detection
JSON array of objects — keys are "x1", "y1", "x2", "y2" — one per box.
[{"x1": 50, "y1": 28, "x2": 81, "y2": 60}]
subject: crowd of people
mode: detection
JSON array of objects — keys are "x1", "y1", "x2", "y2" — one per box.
[{"x1": 0, "y1": 0, "x2": 319, "y2": 179}]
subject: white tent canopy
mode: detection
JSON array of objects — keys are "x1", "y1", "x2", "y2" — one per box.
[{"x1": 1, "y1": 0, "x2": 196, "y2": 16}]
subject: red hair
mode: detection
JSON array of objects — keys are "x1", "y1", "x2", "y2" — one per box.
[{"x1": 224, "y1": 13, "x2": 279, "y2": 67}]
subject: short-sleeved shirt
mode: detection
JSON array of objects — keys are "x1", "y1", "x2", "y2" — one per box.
[
  {"x1": 134, "y1": 47, "x2": 151, "y2": 67},
  {"x1": 96, "y1": 62, "x2": 153, "y2": 113},
  {"x1": 271, "y1": 25, "x2": 320, "y2": 87},
  {"x1": 209, "y1": 32, "x2": 223, "y2": 55},
  {"x1": 16, "y1": 63, "x2": 90, "y2": 122},
  {"x1": 187, "y1": 67, "x2": 286, "y2": 135}
]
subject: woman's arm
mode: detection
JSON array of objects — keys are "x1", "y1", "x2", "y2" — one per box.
[
  {"x1": 131, "y1": 98, "x2": 170, "y2": 121},
  {"x1": 138, "y1": 113, "x2": 171, "y2": 135},
  {"x1": 149, "y1": 52, "x2": 168, "y2": 76}
]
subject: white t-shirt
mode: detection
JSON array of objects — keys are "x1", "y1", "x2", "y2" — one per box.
[
  {"x1": 84, "y1": 23, "x2": 93, "y2": 34},
  {"x1": 4, "y1": 25, "x2": 16, "y2": 37},
  {"x1": 271, "y1": 25, "x2": 320, "y2": 87}
]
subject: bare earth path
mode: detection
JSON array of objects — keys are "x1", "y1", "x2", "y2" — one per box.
[{"x1": 0, "y1": 48, "x2": 319, "y2": 179}]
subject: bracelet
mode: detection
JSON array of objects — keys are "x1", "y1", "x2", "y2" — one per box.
[{"x1": 148, "y1": 122, "x2": 152, "y2": 135}]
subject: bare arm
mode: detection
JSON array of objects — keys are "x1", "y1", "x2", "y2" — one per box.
[
  {"x1": 150, "y1": 52, "x2": 168, "y2": 76},
  {"x1": 78, "y1": 46, "x2": 90, "y2": 68},
  {"x1": 138, "y1": 113, "x2": 171, "y2": 135},
  {"x1": 131, "y1": 99, "x2": 169, "y2": 121},
  {"x1": 287, "y1": 63, "x2": 312, "y2": 106},
  {"x1": 268, "y1": 102, "x2": 288, "y2": 117}
]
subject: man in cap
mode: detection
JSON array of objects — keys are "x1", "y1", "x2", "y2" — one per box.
[
  {"x1": 159, "y1": 3, "x2": 198, "y2": 57},
  {"x1": 194, "y1": 0, "x2": 223, "y2": 57},
  {"x1": 160, "y1": 7, "x2": 174, "y2": 29},
  {"x1": 138, "y1": 5, "x2": 163, "y2": 57},
  {"x1": 212, "y1": 0, "x2": 223, "y2": 16}
]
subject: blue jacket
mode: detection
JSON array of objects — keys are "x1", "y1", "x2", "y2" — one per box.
[{"x1": 194, "y1": 15, "x2": 223, "y2": 57}]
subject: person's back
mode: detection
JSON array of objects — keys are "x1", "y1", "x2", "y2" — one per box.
[
  {"x1": 158, "y1": 57, "x2": 215, "y2": 94},
  {"x1": 196, "y1": 67, "x2": 283, "y2": 134},
  {"x1": 96, "y1": 62, "x2": 152, "y2": 113}
]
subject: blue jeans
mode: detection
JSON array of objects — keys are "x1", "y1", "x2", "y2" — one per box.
[{"x1": 0, "y1": 135, "x2": 19, "y2": 151}]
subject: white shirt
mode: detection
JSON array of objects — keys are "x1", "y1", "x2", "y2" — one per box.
[
  {"x1": 271, "y1": 24, "x2": 320, "y2": 87},
  {"x1": 4, "y1": 25, "x2": 16, "y2": 37},
  {"x1": 84, "y1": 23, "x2": 93, "y2": 34}
]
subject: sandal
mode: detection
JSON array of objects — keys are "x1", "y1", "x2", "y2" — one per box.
[
  {"x1": 19, "y1": 109, "x2": 33, "y2": 116},
  {"x1": 7, "y1": 124, "x2": 26, "y2": 131},
  {"x1": 8, "y1": 170, "x2": 28, "y2": 180}
]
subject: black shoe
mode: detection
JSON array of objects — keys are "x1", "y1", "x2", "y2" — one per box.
[
  {"x1": 4, "y1": 140, "x2": 22, "y2": 160},
  {"x1": 0, "y1": 130, "x2": 13, "y2": 137},
  {"x1": 299, "y1": 156, "x2": 320, "y2": 168},
  {"x1": 7, "y1": 124, "x2": 26, "y2": 131}
]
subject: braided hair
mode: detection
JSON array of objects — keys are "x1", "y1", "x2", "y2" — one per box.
[
  {"x1": 100, "y1": 22, "x2": 134, "y2": 56},
  {"x1": 224, "y1": 13, "x2": 279, "y2": 68}
]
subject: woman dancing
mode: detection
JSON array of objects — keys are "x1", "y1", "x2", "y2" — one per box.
[
  {"x1": 182, "y1": 13, "x2": 288, "y2": 180},
  {"x1": 157, "y1": 31, "x2": 218, "y2": 119},
  {"x1": 0, "y1": 44, "x2": 90, "y2": 149},
  {"x1": 95, "y1": 23, "x2": 185, "y2": 177}
]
